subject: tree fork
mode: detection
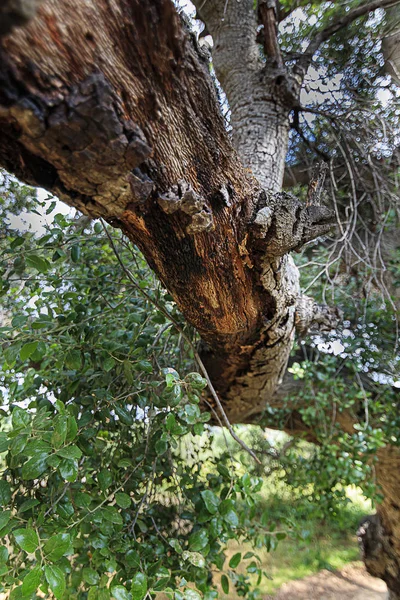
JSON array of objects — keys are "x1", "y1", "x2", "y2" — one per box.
[{"x1": 0, "y1": 0, "x2": 338, "y2": 426}]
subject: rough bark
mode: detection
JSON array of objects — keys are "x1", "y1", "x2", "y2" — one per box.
[
  {"x1": 358, "y1": 446, "x2": 400, "y2": 598},
  {"x1": 0, "y1": 0, "x2": 337, "y2": 425},
  {"x1": 193, "y1": 0, "x2": 300, "y2": 191}
]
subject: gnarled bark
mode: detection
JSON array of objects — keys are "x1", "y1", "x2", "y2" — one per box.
[{"x1": 0, "y1": 0, "x2": 337, "y2": 425}]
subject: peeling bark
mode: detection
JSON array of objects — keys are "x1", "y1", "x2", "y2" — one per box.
[{"x1": 0, "y1": 0, "x2": 338, "y2": 425}]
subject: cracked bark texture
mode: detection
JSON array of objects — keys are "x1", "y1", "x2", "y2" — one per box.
[
  {"x1": 357, "y1": 446, "x2": 400, "y2": 598},
  {"x1": 0, "y1": 0, "x2": 336, "y2": 427},
  {"x1": 193, "y1": 0, "x2": 300, "y2": 192}
]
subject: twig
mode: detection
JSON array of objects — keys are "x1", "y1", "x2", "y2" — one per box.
[{"x1": 297, "y1": 0, "x2": 400, "y2": 74}]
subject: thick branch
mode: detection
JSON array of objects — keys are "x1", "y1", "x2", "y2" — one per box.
[
  {"x1": 0, "y1": 0, "x2": 339, "y2": 426},
  {"x1": 193, "y1": 0, "x2": 300, "y2": 190},
  {"x1": 297, "y1": 0, "x2": 400, "y2": 75}
]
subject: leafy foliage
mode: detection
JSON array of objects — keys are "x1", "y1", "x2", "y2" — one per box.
[{"x1": 0, "y1": 174, "x2": 279, "y2": 599}]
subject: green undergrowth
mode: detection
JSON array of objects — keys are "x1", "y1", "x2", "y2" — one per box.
[
  {"x1": 158, "y1": 480, "x2": 369, "y2": 600},
  {"x1": 220, "y1": 486, "x2": 370, "y2": 598}
]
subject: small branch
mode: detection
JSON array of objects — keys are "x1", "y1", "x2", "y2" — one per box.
[
  {"x1": 306, "y1": 162, "x2": 328, "y2": 207},
  {"x1": 101, "y1": 221, "x2": 261, "y2": 465},
  {"x1": 295, "y1": 295, "x2": 343, "y2": 336},
  {"x1": 252, "y1": 191, "x2": 335, "y2": 256},
  {"x1": 258, "y1": 0, "x2": 283, "y2": 66},
  {"x1": 291, "y1": 109, "x2": 331, "y2": 162},
  {"x1": 297, "y1": 0, "x2": 400, "y2": 75}
]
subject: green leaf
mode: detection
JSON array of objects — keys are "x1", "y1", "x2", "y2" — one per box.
[
  {"x1": 123, "y1": 360, "x2": 134, "y2": 385},
  {"x1": 11, "y1": 314, "x2": 28, "y2": 327},
  {"x1": 22, "y1": 566, "x2": 42, "y2": 596},
  {"x1": 66, "y1": 415, "x2": 78, "y2": 443},
  {"x1": 83, "y1": 567, "x2": 100, "y2": 586},
  {"x1": 182, "y1": 551, "x2": 205, "y2": 568},
  {"x1": 21, "y1": 453, "x2": 48, "y2": 480},
  {"x1": 0, "y1": 481, "x2": 11, "y2": 505},
  {"x1": 114, "y1": 405, "x2": 133, "y2": 426},
  {"x1": 0, "y1": 511, "x2": 11, "y2": 530},
  {"x1": 188, "y1": 529, "x2": 209, "y2": 552},
  {"x1": 52, "y1": 415, "x2": 68, "y2": 449},
  {"x1": 221, "y1": 575, "x2": 229, "y2": 595},
  {"x1": 0, "y1": 546, "x2": 8, "y2": 563},
  {"x1": 217, "y1": 464, "x2": 230, "y2": 479},
  {"x1": 103, "y1": 357, "x2": 116, "y2": 372},
  {"x1": 169, "y1": 539, "x2": 183, "y2": 554},
  {"x1": 111, "y1": 585, "x2": 131, "y2": 600},
  {"x1": 57, "y1": 445, "x2": 82, "y2": 460},
  {"x1": 131, "y1": 572, "x2": 147, "y2": 600},
  {"x1": 136, "y1": 360, "x2": 152, "y2": 373},
  {"x1": 44, "y1": 533, "x2": 71, "y2": 562},
  {"x1": 125, "y1": 549, "x2": 140, "y2": 568},
  {"x1": 115, "y1": 492, "x2": 131, "y2": 509},
  {"x1": 201, "y1": 490, "x2": 220, "y2": 515},
  {"x1": 10, "y1": 434, "x2": 28, "y2": 456},
  {"x1": 94, "y1": 222, "x2": 102, "y2": 234},
  {"x1": 14, "y1": 528, "x2": 39, "y2": 553},
  {"x1": 98, "y1": 469, "x2": 113, "y2": 490},
  {"x1": 19, "y1": 499, "x2": 40, "y2": 513},
  {"x1": 59, "y1": 458, "x2": 78, "y2": 482},
  {"x1": 10, "y1": 236, "x2": 25, "y2": 249},
  {"x1": 65, "y1": 349, "x2": 82, "y2": 370},
  {"x1": 0, "y1": 433, "x2": 9, "y2": 453},
  {"x1": 12, "y1": 407, "x2": 30, "y2": 430},
  {"x1": 101, "y1": 507, "x2": 123, "y2": 525},
  {"x1": 229, "y1": 552, "x2": 241, "y2": 569},
  {"x1": 185, "y1": 372, "x2": 207, "y2": 390},
  {"x1": 26, "y1": 254, "x2": 50, "y2": 273},
  {"x1": 20, "y1": 342, "x2": 38, "y2": 361},
  {"x1": 70, "y1": 245, "x2": 81, "y2": 263},
  {"x1": 45, "y1": 565, "x2": 66, "y2": 599}
]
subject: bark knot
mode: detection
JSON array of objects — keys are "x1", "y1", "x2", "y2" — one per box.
[
  {"x1": 295, "y1": 295, "x2": 342, "y2": 335},
  {"x1": 252, "y1": 190, "x2": 335, "y2": 256},
  {"x1": 158, "y1": 180, "x2": 214, "y2": 234}
]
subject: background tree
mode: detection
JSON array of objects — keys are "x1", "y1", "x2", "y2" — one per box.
[{"x1": 0, "y1": 0, "x2": 399, "y2": 598}]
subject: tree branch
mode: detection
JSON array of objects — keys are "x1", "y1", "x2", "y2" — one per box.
[
  {"x1": 297, "y1": 0, "x2": 400, "y2": 75},
  {"x1": 258, "y1": 0, "x2": 283, "y2": 66}
]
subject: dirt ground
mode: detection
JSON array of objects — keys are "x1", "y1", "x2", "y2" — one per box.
[{"x1": 266, "y1": 563, "x2": 387, "y2": 599}]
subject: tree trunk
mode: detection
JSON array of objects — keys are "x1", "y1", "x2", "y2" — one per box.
[
  {"x1": 0, "y1": 0, "x2": 336, "y2": 424},
  {"x1": 358, "y1": 446, "x2": 400, "y2": 598},
  {"x1": 194, "y1": 0, "x2": 299, "y2": 191},
  {"x1": 1, "y1": 0, "x2": 399, "y2": 593}
]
